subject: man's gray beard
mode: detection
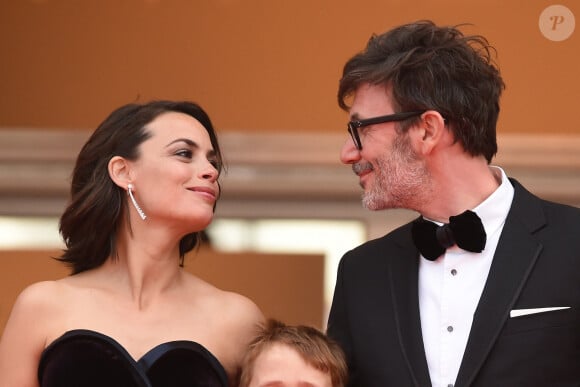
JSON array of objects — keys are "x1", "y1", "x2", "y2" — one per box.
[
  {"x1": 361, "y1": 188, "x2": 386, "y2": 210},
  {"x1": 360, "y1": 136, "x2": 431, "y2": 211}
]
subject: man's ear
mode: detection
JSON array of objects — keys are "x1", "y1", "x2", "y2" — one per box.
[
  {"x1": 411, "y1": 110, "x2": 447, "y2": 155},
  {"x1": 108, "y1": 156, "x2": 132, "y2": 188}
]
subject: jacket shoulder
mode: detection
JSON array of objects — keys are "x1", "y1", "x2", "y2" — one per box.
[
  {"x1": 341, "y1": 219, "x2": 417, "y2": 265},
  {"x1": 509, "y1": 178, "x2": 580, "y2": 230}
]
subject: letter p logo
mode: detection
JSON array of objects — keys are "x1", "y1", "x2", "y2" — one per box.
[
  {"x1": 550, "y1": 15, "x2": 565, "y2": 30},
  {"x1": 540, "y1": 5, "x2": 576, "y2": 41}
]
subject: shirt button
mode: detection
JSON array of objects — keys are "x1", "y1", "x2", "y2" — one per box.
[
  {"x1": 447, "y1": 326, "x2": 454, "y2": 332},
  {"x1": 451, "y1": 269, "x2": 457, "y2": 275}
]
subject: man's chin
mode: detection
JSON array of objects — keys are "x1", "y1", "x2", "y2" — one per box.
[
  {"x1": 362, "y1": 191, "x2": 403, "y2": 211},
  {"x1": 362, "y1": 194, "x2": 387, "y2": 211}
]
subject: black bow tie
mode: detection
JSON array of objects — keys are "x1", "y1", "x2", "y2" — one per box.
[{"x1": 411, "y1": 210, "x2": 487, "y2": 261}]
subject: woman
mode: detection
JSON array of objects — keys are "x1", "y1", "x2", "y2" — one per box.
[{"x1": 0, "y1": 100, "x2": 265, "y2": 387}]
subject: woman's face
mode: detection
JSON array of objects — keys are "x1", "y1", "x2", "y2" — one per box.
[{"x1": 129, "y1": 111, "x2": 220, "y2": 234}]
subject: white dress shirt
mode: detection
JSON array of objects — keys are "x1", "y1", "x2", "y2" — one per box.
[{"x1": 418, "y1": 167, "x2": 514, "y2": 387}]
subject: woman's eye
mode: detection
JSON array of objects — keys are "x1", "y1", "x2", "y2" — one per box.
[{"x1": 176, "y1": 149, "x2": 193, "y2": 158}]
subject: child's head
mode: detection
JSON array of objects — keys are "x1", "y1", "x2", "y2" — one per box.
[{"x1": 240, "y1": 319, "x2": 347, "y2": 387}]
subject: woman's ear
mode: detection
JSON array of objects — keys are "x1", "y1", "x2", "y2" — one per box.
[{"x1": 108, "y1": 156, "x2": 131, "y2": 188}]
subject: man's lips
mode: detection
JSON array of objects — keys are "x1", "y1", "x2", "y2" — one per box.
[
  {"x1": 352, "y1": 162, "x2": 373, "y2": 177},
  {"x1": 352, "y1": 162, "x2": 373, "y2": 188}
]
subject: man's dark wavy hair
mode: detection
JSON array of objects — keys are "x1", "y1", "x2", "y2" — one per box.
[{"x1": 338, "y1": 20, "x2": 505, "y2": 163}]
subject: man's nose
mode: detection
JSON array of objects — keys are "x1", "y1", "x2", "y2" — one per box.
[{"x1": 340, "y1": 138, "x2": 360, "y2": 164}]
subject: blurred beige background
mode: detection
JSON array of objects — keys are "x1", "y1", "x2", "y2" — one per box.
[{"x1": 1, "y1": 0, "x2": 579, "y2": 332}]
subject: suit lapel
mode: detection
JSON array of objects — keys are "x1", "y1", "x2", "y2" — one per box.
[
  {"x1": 455, "y1": 180, "x2": 545, "y2": 386},
  {"x1": 389, "y1": 224, "x2": 432, "y2": 387}
]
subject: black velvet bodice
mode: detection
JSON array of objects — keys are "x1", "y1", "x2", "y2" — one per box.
[{"x1": 38, "y1": 329, "x2": 229, "y2": 387}]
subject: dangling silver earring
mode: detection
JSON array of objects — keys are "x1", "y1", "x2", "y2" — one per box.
[{"x1": 127, "y1": 183, "x2": 147, "y2": 220}]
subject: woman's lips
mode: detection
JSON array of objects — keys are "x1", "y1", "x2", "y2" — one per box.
[{"x1": 188, "y1": 186, "x2": 217, "y2": 201}]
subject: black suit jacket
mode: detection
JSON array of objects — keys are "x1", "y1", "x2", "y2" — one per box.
[{"x1": 327, "y1": 179, "x2": 580, "y2": 386}]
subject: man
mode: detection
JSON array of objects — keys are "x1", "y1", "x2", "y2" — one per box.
[{"x1": 327, "y1": 20, "x2": 580, "y2": 387}]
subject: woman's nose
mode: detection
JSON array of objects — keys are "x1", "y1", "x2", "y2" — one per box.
[{"x1": 201, "y1": 162, "x2": 219, "y2": 182}]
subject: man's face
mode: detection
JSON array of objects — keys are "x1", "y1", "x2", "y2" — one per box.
[{"x1": 340, "y1": 83, "x2": 431, "y2": 211}]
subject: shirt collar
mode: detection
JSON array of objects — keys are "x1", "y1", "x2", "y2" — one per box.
[{"x1": 472, "y1": 166, "x2": 514, "y2": 238}]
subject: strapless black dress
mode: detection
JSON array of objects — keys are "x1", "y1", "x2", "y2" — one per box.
[{"x1": 38, "y1": 329, "x2": 229, "y2": 387}]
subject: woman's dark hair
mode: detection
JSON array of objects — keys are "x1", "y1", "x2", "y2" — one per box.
[
  {"x1": 58, "y1": 100, "x2": 224, "y2": 274},
  {"x1": 338, "y1": 20, "x2": 505, "y2": 163}
]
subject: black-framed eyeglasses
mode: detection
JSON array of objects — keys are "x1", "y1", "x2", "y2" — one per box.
[{"x1": 347, "y1": 110, "x2": 426, "y2": 150}]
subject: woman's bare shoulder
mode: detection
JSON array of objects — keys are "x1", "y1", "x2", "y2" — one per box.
[
  {"x1": 222, "y1": 290, "x2": 264, "y2": 320},
  {"x1": 8, "y1": 283, "x2": 66, "y2": 334},
  {"x1": 12, "y1": 280, "x2": 67, "y2": 309},
  {"x1": 1, "y1": 280, "x2": 68, "y2": 347},
  {"x1": 212, "y1": 287, "x2": 265, "y2": 342},
  {"x1": 184, "y1": 273, "x2": 264, "y2": 322},
  {"x1": 0, "y1": 278, "x2": 78, "y2": 386},
  {"x1": 9, "y1": 276, "x2": 88, "y2": 322}
]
